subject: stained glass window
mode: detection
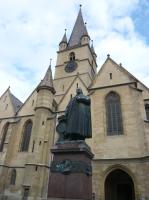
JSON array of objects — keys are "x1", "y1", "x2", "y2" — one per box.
[
  {"x1": 145, "y1": 104, "x2": 149, "y2": 120},
  {"x1": 106, "y1": 92, "x2": 123, "y2": 135},
  {"x1": 20, "y1": 120, "x2": 32, "y2": 151},
  {"x1": 0, "y1": 123, "x2": 9, "y2": 152},
  {"x1": 10, "y1": 169, "x2": 16, "y2": 185}
]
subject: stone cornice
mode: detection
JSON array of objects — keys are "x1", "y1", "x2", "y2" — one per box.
[
  {"x1": 93, "y1": 155, "x2": 149, "y2": 163},
  {"x1": 89, "y1": 82, "x2": 137, "y2": 91}
]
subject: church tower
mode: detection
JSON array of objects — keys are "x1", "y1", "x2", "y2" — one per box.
[{"x1": 54, "y1": 6, "x2": 97, "y2": 104}]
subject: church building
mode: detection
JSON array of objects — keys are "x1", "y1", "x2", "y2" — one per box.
[{"x1": 0, "y1": 7, "x2": 149, "y2": 200}]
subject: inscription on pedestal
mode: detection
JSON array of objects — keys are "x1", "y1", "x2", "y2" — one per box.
[{"x1": 50, "y1": 159, "x2": 92, "y2": 176}]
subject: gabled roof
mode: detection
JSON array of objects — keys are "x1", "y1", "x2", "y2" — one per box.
[
  {"x1": 10, "y1": 93, "x2": 23, "y2": 113},
  {"x1": 58, "y1": 73, "x2": 88, "y2": 106},
  {"x1": 0, "y1": 86, "x2": 23, "y2": 116},
  {"x1": 16, "y1": 85, "x2": 38, "y2": 116},
  {"x1": 108, "y1": 57, "x2": 149, "y2": 91},
  {"x1": 68, "y1": 8, "x2": 89, "y2": 47},
  {"x1": 89, "y1": 56, "x2": 149, "y2": 91}
]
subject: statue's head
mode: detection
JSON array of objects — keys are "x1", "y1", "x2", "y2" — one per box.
[{"x1": 76, "y1": 88, "x2": 83, "y2": 95}]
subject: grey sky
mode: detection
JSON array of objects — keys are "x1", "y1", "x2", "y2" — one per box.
[{"x1": 0, "y1": 0, "x2": 149, "y2": 101}]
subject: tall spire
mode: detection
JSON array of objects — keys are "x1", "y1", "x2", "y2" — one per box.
[
  {"x1": 59, "y1": 29, "x2": 67, "y2": 44},
  {"x1": 37, "y1": 59, "x2": 55, "y2": 94},
  {"x1": 68, "y1": 5, "x2": 89, "y2": 47}
]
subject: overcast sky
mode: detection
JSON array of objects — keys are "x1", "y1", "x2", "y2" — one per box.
[{"x1": 0, "y1": 0, "x2": 149, "y2": 102}]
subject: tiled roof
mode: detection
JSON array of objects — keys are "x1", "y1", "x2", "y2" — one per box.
[
  {"x1": 68, "y1": 8, "x2": 89, "y2": 47},
  {"x1": 10, "y1": 93, "x2": 23, "y2": 113}
]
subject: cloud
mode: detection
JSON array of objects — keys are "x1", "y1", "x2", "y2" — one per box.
[{"x1": 0, "y1": 0, "x2": 149, "y2": 101}]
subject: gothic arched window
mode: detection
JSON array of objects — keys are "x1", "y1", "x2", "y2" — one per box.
[
  {"x1": 0, "y1": 123, "x2": 9, "y2": 152},
  {"x1": 10, "y1": 169, "x2": 16, "y2": 185},
  {"x1": 20, "y1": 120, "x2": 32, "y2": 152},
  {"x1": 69, "y1": 52, "x2": 75, "y2": 61},
  {"x1": 145, "y1": 104, "x2": 149, "y2": 120},
  {"x1": 105, "y1": 92, "x2": 123, "y2": 135}
]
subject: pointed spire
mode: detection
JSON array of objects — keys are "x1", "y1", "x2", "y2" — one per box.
[
  {"x1": 91, "y1": 40, "x2": 95, "y2": 53},
  {"x1": 83, "y1": 22, "x2": 89, "y2": 37},
  {"x1": 91, "y1": 40, "x2": 97, "y2": 57},
  {"x1": 37, "y1": 59, "x2": 55, "y2": 94},
  {"x1": 68, "y1": 5, "x2": 90, "y2": 47},
  {"x1": 59, "y1": 29, "x2": 67, "y2": 44}
]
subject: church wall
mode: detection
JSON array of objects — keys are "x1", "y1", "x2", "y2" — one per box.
[
  {"x1": 0, "y1": 116, "x2": 34, "y2": 196},
  {"x1": 92, "y1": 160, "x2": 149, "y2": 200},
  {"x1": 0, "y1": 119, "x2": 18, "y2": 166},
  {"x1": 18, "y1": 90, "x2": 37, "y2": 116},
  {"x1": 55, "y1": 46, "x2": 96, "y2": 80},
  {"x1": 6, "y1": 117, "x2": 34, "y2": 166},
  {"x1": 91, "y1": 85, "x2": 147, "y2": 159},
  {"x1": 56, "y1": 45, "x2": 95, "y2": 68},
  {"x1": 0, "y1": 109, "x2": 55, "y2": 199},
  {"x1": 2, "y1": 167, "x2": 25, "y2": 199}
]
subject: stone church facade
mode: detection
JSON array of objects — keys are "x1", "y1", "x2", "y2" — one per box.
[{"x1": 0, "y1": 7, "x2": 149, "y2": 200}]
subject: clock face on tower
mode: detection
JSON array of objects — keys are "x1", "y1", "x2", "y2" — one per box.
[{"x1": 65, "y1": 60, "x2": 77, "y2": 73}]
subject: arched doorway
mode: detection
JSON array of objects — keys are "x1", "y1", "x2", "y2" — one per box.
[{"x1": 105, "y1": 169, "x2": 135, "y2": 200}]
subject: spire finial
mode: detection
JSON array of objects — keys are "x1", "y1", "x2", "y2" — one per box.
[
  {"x1": 107, "y1": 54, "x2": 110, "y2": 58},
  {"x1": 37, "y1": 58, "x2": 55, "y2": 94},
  {"x1": 79, "y1": 4, "x2": 82, "y2": 8},
  {"x1": 91, "y1": 40, "x2": 93, "y2": 46},
  {"x1": 65, "y1": 28, "x2": 67, "y2": 33},
  {"x1": 50, "y1": 58, "x2": 52, "y2": 66}
]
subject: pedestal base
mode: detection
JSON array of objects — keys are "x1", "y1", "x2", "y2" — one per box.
[{"x1": 47, "y1": 140, "x2": 94, "y2": 200}]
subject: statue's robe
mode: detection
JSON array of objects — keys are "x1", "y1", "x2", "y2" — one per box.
[{"x1": 65, "y1": 94, "x2": 92, "y2": 139}]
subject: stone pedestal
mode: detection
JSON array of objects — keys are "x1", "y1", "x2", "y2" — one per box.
[{"x1": 47, "y1": 140, "x2": 94, "y2": 200}]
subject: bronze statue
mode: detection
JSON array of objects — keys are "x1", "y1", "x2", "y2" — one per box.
[{"x1": 56, "y1": 88, "x2": 92, "y2": 141}]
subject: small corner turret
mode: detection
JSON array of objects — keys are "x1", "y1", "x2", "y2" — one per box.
[
  {"x1": 59, "y1": 29, "x2": 67, "y2": 51},
  {"x1": 36, "y1": 60, "x2": 56, "y2": 111},
  {"x1": 81, "y1": 22, "x2": 90, "y2": 45},
  {"x1": 37, "y1": 60, "x2": 55, "y2": 94}
]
